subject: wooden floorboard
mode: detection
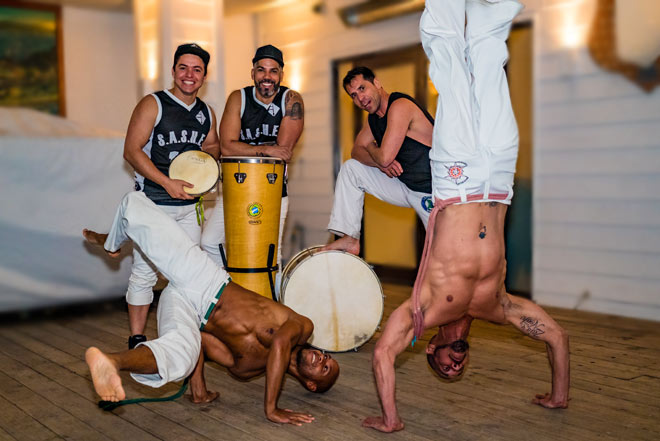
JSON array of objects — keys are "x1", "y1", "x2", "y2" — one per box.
[{"x1": 1, "y1": 282, "x2": 659, "y2": 440}]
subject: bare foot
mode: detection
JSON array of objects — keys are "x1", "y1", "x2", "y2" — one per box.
[
  {"x1": 82, "y1": 229, "x2": 120, "y2": 258},
  {"x1": 85, "y1": 347, "x2": 126, "y2": 402},
  {"x1": 188, "y1": 390, "x2": 219, "y2": 404},
  {"x1": 321, "y1": 235, "x2": 360, "y2": 255}
]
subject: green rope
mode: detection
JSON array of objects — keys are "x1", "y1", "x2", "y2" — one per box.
[
  {"x1": 98, "y1": 377, "x2": 189, "y2": 411},
  {"x1": 195, "y1": 197, "x2": 205, "y2": 225}
]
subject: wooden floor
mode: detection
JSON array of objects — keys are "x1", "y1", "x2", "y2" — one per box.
[{"x1": 1, "y1": 283, "x2": 659, "y2": 441}]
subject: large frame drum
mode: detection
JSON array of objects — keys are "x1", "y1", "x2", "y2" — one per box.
[
  {"x1": 220, "y1": 156, "x2": 284, "y2": 298},
  {"x1": 280, "y1": 246, "x2": 384, "y2": 352}
]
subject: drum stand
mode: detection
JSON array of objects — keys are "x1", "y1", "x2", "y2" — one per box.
[{"x1": 218, "y1": 243, "x2": 278, "y2": 301}]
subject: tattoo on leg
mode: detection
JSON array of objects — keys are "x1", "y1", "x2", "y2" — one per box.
[
  {"x1": 479, "y1": 224, "x2": 486, "y2": 239},
  {"x1": 488, "y1": 201, "x2": 498, "y2": 207},
  {"x1": 520, "y1": 316, "x2": 546, "y2": 338}
]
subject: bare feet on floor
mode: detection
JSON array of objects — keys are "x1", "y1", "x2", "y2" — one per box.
[
  {"x1": 188, "y1": 390, "x2": 220, "y2": 404},
  {"x1": 321, "y1": 235, "x2": 360, "y2": 255},
  {"x1": 82, "y1": 229, "x2": 120, "y2": 258},
  {"x1": 85, "y1": 347, "x2": 126, "y2": 402}
]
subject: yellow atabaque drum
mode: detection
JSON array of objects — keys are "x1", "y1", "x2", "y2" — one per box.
[{"x1": 220, "y1": 156, "x2": 284, "y2": 299}]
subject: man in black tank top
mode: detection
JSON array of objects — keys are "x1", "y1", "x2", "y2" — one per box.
[
  {"x1": 120, "y1": 43, "x2": 220, "y2": 348},
  {"x1": 323, "y1": 66, "x2": 434, "y2": 256},
  {"x1": 201, "y1": 45, "x2": 304, "y2": 298}
]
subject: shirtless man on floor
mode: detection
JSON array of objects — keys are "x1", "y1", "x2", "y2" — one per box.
[
  {"x1": 83, "y1": 192, "x2": 339, "y2": 425},
  {"x1": 362, "y1": 0, "x2": 569, "y2": 433}
]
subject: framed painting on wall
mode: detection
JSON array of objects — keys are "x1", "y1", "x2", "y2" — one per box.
[{"x1": 0, "y1": 1, "x2": 65, "y2": 115}]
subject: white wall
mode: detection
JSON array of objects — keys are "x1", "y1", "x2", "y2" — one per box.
[
  {"x1": 62, "y1": 6, "x2": 138, "y2": 134},
  {"x1": 532, "y1": 0, "x2": 660, "y2": 321},
  {"x1": 251, "y1": 0, "x2": 660, "y2": 321},
  {"x1": 223, "y1": 13, "x2": 257, "y2": 97}
]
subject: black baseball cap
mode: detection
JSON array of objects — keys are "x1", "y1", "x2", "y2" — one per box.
[
  {"x1": 252, "y1": 44, "x2": 284, "y2": 67},
  {"x1": 173, "y1": 43, "x2": 210, "y2": 73}
]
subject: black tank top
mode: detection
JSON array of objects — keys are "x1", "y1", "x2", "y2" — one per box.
[
  {"x1": 239, "y1": 85, "x2": 290, "y2": 196},
  {"x1": 368, "y1": 92, "x2": 433, "y2": 194},
  {"x1": 239, "y1": 86, "x2": 289, "y2": 145},
  {"x1": 136, "y1": 90, "x2": 212, "y2": 205}
]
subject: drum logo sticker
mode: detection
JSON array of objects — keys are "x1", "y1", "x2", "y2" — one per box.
[
  {"x1": 441, "y1": 161, "x2": 469, "y2": 185},
  {"x1": 247, "y1": 202, "x2": 263, "y2": 224},
  {"x1": 421, "y1": 196, "x2": 434, "y2": 213}
]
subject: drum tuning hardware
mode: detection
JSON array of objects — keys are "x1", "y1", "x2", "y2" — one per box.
[
  {"x1": 267, "y1": 173, "x2": 278, "y2": 184},
  {"x1": 234, "y1": 172, "x2": 247, "y2": 183}
]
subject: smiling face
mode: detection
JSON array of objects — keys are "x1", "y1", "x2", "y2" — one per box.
[
  {"x1": 344, "y1": 74, "x2": 382, "y2": 114},
  {"x1": 251, "y1": 58, "x2": 283, "y2": 101},
  {"x1": 172, "y1": 54, "x2": 206, "y2": 97},
  {"x1": 296, "y1": 347, "x2": 340, "y2": 393},
  {"x1": 426, "y1": 335, "x2": 470, "y2": 381}
]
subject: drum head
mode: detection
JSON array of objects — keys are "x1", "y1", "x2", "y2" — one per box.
[
  {"x1": 169, "y1": 150, "x2": 219, "y2": 196},
  {"x1": 281, "y1": 250, "x2": 383, "y2": 352}
]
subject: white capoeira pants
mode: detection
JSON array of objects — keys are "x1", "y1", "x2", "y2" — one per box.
[
  {"x1": 127, "y1": 203, "x2": 200, "y2": 307},
  {"x1": 327, "y1": 159, "x2": 434, "y2": 238},
  {"x1": 200, "y1": 193, "x2": 289, "y2": 298},
  {"x1": 104, "y1": 192, "x2": 231, "y2": 388},
  {"x1": 421, "y1": 0, "x2": 522, "y2": 208}
]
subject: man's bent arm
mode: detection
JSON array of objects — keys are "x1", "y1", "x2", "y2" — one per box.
[
  {"x1": 351, "y1": 121, "x2": 380, "y2": 167},
  {"x1": 123, "y1": 95, "x2": 193, "y2": 200},
  {"x1": 505, "y1": 294, "x2": 570, "y2": 408},
  {"x1": 363, "y1": 300, "x2": 415, "y2": 432},
  {"x1": 264, "y1": 316, "x2": 313, "y2": 424},
  {"x1": 269, "y1": 90, "x2": 304, "y2": 162}
]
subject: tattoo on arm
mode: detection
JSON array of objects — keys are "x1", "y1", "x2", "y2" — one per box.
[
  {"x1": 285, "y1": 91, "x2": 304, "y2": 120},
  {"x1": 479, "y1": 224, "x2": 486, "y2": 239},
  {"x1": 520, "y1": 316, "x2": 546, "y2": 338}
]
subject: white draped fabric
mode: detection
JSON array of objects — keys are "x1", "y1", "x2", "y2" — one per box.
[{"x1": 0, "y1": 108, "x2": 134, "y2": 312}]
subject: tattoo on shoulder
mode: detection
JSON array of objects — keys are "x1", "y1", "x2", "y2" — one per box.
[
  {"x1": 520, "y1": 316, "x2": 546, "y2": 338},
  {"x1": 479, "y1": 224, "x2": 486, "y2": 239},
  {"x1": 286, "y1": 91, "x2": 304, "y2": 120}
]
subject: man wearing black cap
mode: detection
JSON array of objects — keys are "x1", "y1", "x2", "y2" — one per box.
[
  {"x1": 119, "y1": 43, "x2": 220, "y2": 349},
  {"x1": 201, "y1": 44, "x2": 304, "y2": 296}
]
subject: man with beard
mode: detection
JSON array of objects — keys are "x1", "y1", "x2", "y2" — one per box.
[
  {"x1": 83, "y1": 192, "x2": 339, "y2": 426},
  {"x1": 323, "y1": 66, "x2": 434, "y2": 255},
  {"x1": 201, "y1": 45, "x2": 303, "y2": 294},
  {"x1": 122, "y1": 43, "x2": 220, "y2": 349},
  {"x1": 362, "y1": 0, "x2": 569, "y2": 433}
]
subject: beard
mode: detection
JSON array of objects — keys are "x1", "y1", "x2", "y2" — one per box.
[
  {"x1": 296, "y1": 343, "x2": 312, "y2": 368},
  {"x1": 256, "y1": 79, "x2": 280, "y2": 98}
]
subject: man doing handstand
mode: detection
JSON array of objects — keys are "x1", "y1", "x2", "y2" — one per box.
[
  {"x1": 83, "y1": 192, "x2": 339, "y2": 426},
  {"x1": 362, "y1": 0, "x2": 569, "y2": 433}
]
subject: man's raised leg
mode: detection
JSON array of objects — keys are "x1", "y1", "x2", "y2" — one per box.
[{"x1": 325, "y1": 159, "x2": 428, "y2": 255}]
